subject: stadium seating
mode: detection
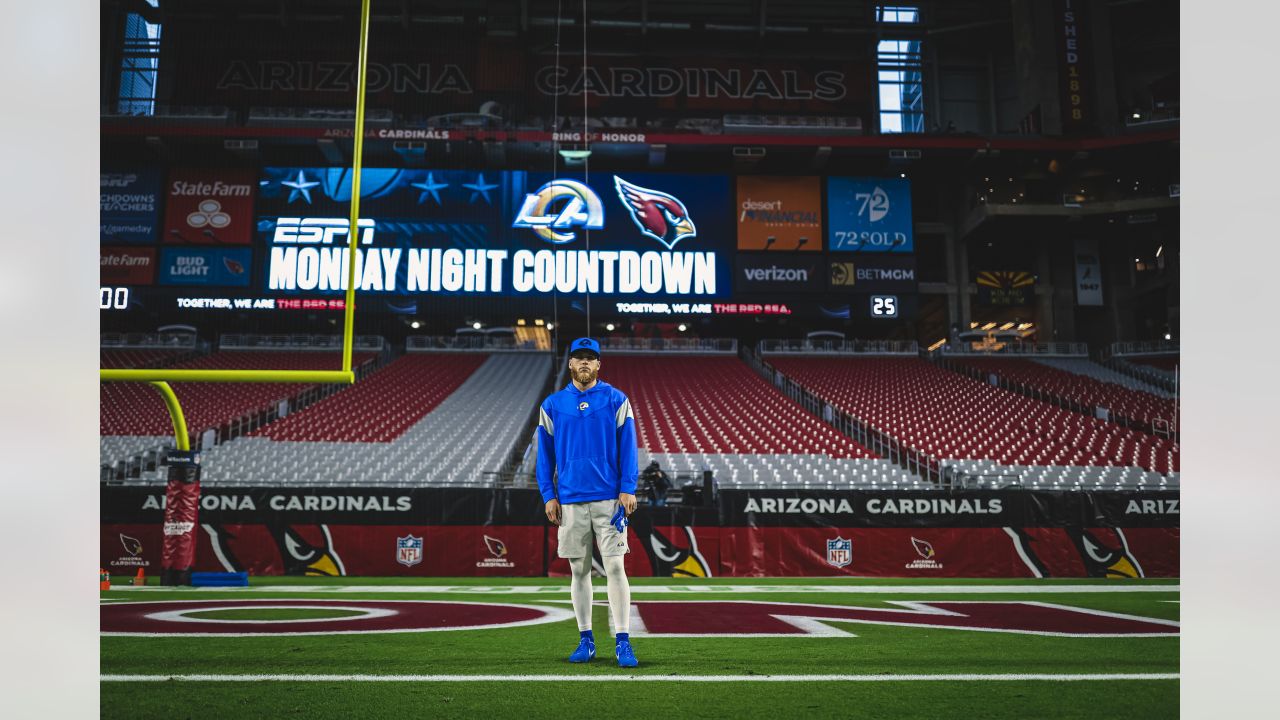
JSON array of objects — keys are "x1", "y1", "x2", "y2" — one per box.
[
  {"x1": 1031, "y1": 358, "x2": 1173, "y2": 397},
  {"x1": 585, "y1": 355, "x2": 926, "y2": 489},
  {"x1": 766, "y1": 356, "x2": 1179, "y2": 477},
  {"x1": 956, "y1": 357, "x2": 1177, "y2": 431},
  {"x1": 100, "y1": 350, "x2": 379, "y2": 479},
  {"x1": 149, "y1": 352, "x2": 551, "y2": 487},
  {"x1": 99, "y1": 351, "x2": 377, "y2": 438},
  {"x1": 99, "y1": 348, "x2": 189, "y2": 369},
  {"x1": 249, "y1": 353, "x2": 483, "y2": 443}
]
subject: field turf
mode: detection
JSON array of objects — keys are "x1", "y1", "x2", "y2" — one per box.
[{"x1": 100, "y1": 577, "x2": 1178, "y2": 719}]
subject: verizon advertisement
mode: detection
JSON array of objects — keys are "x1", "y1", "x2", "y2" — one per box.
[
  {"x1": 735, "y1": 255, "x2": 825, "y2": 294},
  {"x1": 162, "y1": 169, "x2": 257, "y2": 245},
  {"x1": 736, "y1": 176, "x2": 823, "y2": 252},
  {"x1": 828, "y1": 255, "x2": 917, "y2": 292},
  {"x1": 100, "y1": 247, "x2": 156, "y2": 286}
]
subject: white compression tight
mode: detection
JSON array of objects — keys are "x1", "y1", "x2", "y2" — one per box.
[
  {"x1": 567, "y1": 554, "x2": 631, "y2": 635},
  {"x1": 568, "y1": 555, "x2": 593, "y2": 631}
]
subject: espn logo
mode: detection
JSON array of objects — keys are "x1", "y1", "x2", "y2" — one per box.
[{"x1": 272, "y1": 217, "x2": 377, "y2": 245}]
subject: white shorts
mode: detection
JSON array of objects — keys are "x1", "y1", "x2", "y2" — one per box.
[{"x1": 557, "y1": 499, "x2": 629, "y2": 558}]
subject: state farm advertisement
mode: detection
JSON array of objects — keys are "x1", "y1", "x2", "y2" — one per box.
[
  {"x1": 100, "y1": 246, "x2": 156, "y2": 286},
  {"x1": 162, "y1": 169, "x2": 257, "y2": 244},
  {"x1": 736, "y1": 176, "x2": 823, "y2": 252}
]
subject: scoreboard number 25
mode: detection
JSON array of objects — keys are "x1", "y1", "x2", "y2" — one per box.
[{"x1": 870, "y1": 295, "x2": 898, "y2": 318}]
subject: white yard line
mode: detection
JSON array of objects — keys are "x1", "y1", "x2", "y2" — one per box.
[
  {"x1": 104, "y1": 582, "x2": 1184, "y2": 594},
  {"x1": 100, "y1": 672, "x2": 1179, "y2": 683}
]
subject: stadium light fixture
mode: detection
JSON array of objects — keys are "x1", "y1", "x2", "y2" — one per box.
[
  {"x1": 606, "y1": 323, "x2": 615, "y2": 331},
  {"x1": 547, "y1": 323, "x2": 555, "y2": 331},
  {"x1": 472, "y1": 321, "x2": 483, "y2": 330},
  {"x1": 410, "y1": 321, "x2": 421, "y2": 329},
  {"x1": 677, "y1": 323, "x2": 687, "y2": 332}
]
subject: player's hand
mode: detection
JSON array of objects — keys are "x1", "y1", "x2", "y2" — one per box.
[
  {"x1": 618, "y1": 493, "x2": 637, "y2": 515},
  {"x1": 545, "y1": 499, "x2": 562, "y2": 526}
]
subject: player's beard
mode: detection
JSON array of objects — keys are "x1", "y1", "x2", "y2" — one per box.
[{"x1": 573, "y1": 365, "x2": 598, "y2": 385}]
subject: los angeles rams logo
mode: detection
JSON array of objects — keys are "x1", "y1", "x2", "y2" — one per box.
[
  {"x1": 578, "y1": 401, "x2": 589, "y2": 411},
  {"x1": 512, "y1": 179, "x2": 605, "y2": 244}
]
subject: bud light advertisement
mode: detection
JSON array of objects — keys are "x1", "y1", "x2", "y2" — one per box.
[
  {"x1": 826, "y1": 177, "x2": 914, "y2": 253},
  {"x1": 158, "y1": 248, "x2": 253, "y2": 287}
]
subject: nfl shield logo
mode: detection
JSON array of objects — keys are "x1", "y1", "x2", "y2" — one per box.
[
  {"x1": 826, "y1": 536, "x2": 852, "y2": 568},
  {"x1": 396, "y1": 535, "x2": 423, "y2": 568}
]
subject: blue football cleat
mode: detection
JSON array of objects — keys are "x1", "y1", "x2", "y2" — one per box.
[
  {"x1": 569, "y1": 636, "x2": 596, "y2": 663},
  {"x1": 615, "y1": 638, "x2": 639, "y2": 668}
]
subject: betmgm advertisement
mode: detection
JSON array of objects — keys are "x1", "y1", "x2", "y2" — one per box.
[{"x1": 256, "y1": 168, "x2": 732, "y2": 300}]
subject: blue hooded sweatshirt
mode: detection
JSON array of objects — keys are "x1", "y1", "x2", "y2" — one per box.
[{"x1": 536, "y1": 379, "x2": 639, "y2": 505}]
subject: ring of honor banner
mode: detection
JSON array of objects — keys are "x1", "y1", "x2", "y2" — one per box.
[
  {"x1": 1073, "y1": 238, "x2": 1103, "y2": 306},
  {"x1": 826, "y1": 177, "x2": 913, "y2": 252},
  {"x1": 103, "y1": 487, "x2": 1177, "y2": 579}
]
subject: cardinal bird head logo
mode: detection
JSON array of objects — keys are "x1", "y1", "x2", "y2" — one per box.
[
  {"x1": 119, "y1": 534, "x2": 143, "y2": 557},
  {"x1": 483, "y1": 535, "x2": 508, "y2": 559},
  {"x1": 614, "y1": 176, "x2": 697, "y2": 250},
  {"x1": 223, "y1": 257, "x2": 245, "y2": 275},
  {"x1": 910, "y1": 536, "x2": 935, "y2": 559}
]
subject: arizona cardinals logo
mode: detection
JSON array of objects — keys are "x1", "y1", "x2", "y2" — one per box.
[
  {"x1": 1005, "y1": 527, "x2": 1144, "y2": 579},
  {"x1": 614, "y1": 176, "x2": 697, "y2": 250},
  {"x1": 203, "y1": 524, "x2": 347, "y2": 576},
  {"x1": 910, "y1": 537, "x2": 935, "y2": 559},
  {"x1": 119, "y1": 534, "x2": 143, "y2": 556},
  {"x1": 483, "y1": 535, "x2": 508, "y2": 558}
]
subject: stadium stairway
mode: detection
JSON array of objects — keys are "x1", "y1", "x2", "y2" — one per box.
[{"x1": 147, "y1": 352, "x2": 553, "y2": 487}]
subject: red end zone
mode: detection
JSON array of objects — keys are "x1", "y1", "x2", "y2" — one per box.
[{"x1": 100, "y1": 600, "x2": 573, "y2": 636}]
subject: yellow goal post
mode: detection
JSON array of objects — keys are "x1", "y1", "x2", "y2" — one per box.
[{"x1": 99, "y1": 0, "x2": 375, "y2": 450}]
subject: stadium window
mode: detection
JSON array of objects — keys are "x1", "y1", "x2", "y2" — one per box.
[
  {"x1": 876, "y1": 6, "x2": 921, "y2": 24},
  {"x1": 117, "y1": 6, "x2": 161, "y2": 115},
  {"x1": 878, "y1": 39, "x2": 924, "y2": 134}
]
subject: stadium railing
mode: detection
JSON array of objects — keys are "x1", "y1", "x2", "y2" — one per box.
[
  {"x1": 758, "y1": 339, "x2": 918, "y2": 355},
  {"x1": 1107, "y1": 341, "x2": 1179, "y2": 357},
  {"x1": 936, "y1": 341, "x2": 1088, "y2": 357},
  {"x1": 219, "y1": 333, "x2": 385, "y2": 353},
  {"x1": 406, "y1": 335, "x2": 550, "y2": 352},
  {"x1": 101, "y1": 331, "x2": 199, "y2": 350},
  {"x1": 598, "y1": 337, "x2": 737, "y2": 354}
]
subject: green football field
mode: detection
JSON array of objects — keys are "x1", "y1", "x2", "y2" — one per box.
[{"x1": 100, "y1": 576, "x2": 1179, "y2": 719}]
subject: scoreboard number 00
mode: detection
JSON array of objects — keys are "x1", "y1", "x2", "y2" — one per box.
[
  {"x1": 99, "y1": 287, "x2": 130, "y2": 310},
  {"x1": 870, "y1": 295, "x2": 898, "y2": 318}
]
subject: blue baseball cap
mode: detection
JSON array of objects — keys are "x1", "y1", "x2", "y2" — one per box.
[{"x1": 569, "y1": 337, "x2": 601, "y2": 358}]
